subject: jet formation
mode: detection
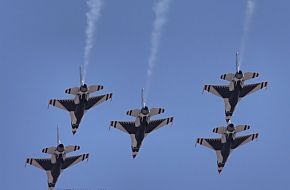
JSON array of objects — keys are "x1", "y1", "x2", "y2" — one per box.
[
  {"x1": 27, "y1": 68, "x2": 175, "y2": 189},
  {"x1": 26, "y1": 52, "x2": 268, "y2": 189},
  {"x1": 196, "y1": 52, "x2": 268, "y2": 173}
]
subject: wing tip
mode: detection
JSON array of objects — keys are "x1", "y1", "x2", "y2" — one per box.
[
  {"x1": 126, "y1": 110, "x2": 132, "y2": 116},
  {"x1": 166, "y1": 117, "x2": 174, "y2": 124},
  {"x1": 26, "y1": 158, "x2": 32, "y2": 165},
  {"x1": 252, "y1": 133, "x2": 259, "y2": 140},
  {"x1": 196, "y1": 138, "x2": 203, "y2": 144},
  {"x1": 203, "y1": 85, "x2": 210, "y2": 92},
  {"x1": 255, "y1": 133, "x2": 259, "y2": 139},
  {"x1": 110, "y1": 121, "x2": 116, "y2": 128},
  {"x1": 74, "y1": 146, "x2": 80, "y2": 151},
  {"x1": 82, "y1": 153, "x2": 89, "y2": 161}
]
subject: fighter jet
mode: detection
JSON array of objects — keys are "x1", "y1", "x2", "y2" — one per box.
[
  {"x1": 110, "y1": 89, "x2": 174, "y2": 158},
  {"x1": 49, "y1": 68, "x2": 113, "y2": 134},
  {"x1": 203, "y1": 52, "x2": 268, "y2": 122},
  {"x1": 25, "y1": 127, "x2": 89, "y2": 190},
  {"x1": 196, "y1": 123, "x2": 258, "y2": 173}
]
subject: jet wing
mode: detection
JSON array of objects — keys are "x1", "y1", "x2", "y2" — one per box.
[
  {"x1": 49, "y1": 99, "x2": 76, "y2": 112},
  {"x1": 85, "y1": 93, "x2": 112, "y2": 110},
  {"x1": 145, "y1": 117, "x2": 174, "y2": 134},
  {"x1": 110, "y1": 121, "x2": 135, "y2": 134},
  {"x1": 240, "y1": 82, "x2": 268, "y2": 98},
  {"x1": 196, "y1": 138, "x2": 222, "y2": 150},
  {"x1": 62, "y1": 154, "x2": 89, "y2": 170},
  {"x1": 232, "y1": 133, "x2": 259, "y2": 149},
  {"x1": 26, "y1": 158, "x2": 53, "y2": 171},
  {"x1": 203, "y1": 85, "x2": 230, "y2": 98}
]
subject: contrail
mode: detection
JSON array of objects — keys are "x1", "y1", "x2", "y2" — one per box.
[
  {"x1": 145, "y1": 0, "x2": 172, "y2": 100},
  {"x1": 82, "y1": 0, "x2": 103, "y2": 83},
  {"x1": 239, "y1": 0, "x2": 256, "y2": 66}
]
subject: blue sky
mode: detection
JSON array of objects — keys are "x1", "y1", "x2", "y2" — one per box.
[{"x1": 1, "y1": 0, "x2": 290, "y2": 189}]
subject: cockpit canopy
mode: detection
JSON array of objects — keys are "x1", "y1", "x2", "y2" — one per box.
[
  {"x1": 235, "y1": 70, "x2": 243, "y2": 79},
  {"x1": 57, "y1": 144, "x2": 64, "y2": 152},
  {"x1": 80, "y1": 84, "x2": 88, "y2": 92},
  {"x1": 141, "y1": 106, "x2": 149, "y2": 115},
  {"x1": 226, "y1": 123, "x2": 235, "y2": 132}
]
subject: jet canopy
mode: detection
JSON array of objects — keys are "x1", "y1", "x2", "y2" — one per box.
[
  {"x1": 235, "y1": 70, "x2": 243, "y2": 79},
  {"x1": 226, "y1": 123, "x2": 235, "y2": 132},
  {"x1": 56, "y1": 144, "x2": 64, "y2": 152},
  {"x1": 141, "y1": 106, "x2": 149, "y2": 115},
  {"x1": 80, "y1": 84, "x2": 88, "y2": 92}
]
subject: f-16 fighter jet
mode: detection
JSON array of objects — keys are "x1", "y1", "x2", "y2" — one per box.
[
  {"x1": 196, "y1": 123, "x2": 258, "y2": 173},
  {"x1": 203, "y1": 52, "x2": 268, "y2": 122},
  {"x1": 49, "y1": 68, "x2": 112, "y2": 134},
  {"x1": 26, "y1": 127, "x2": 89, "y2": 190},
  {"x1": 110, "y1": 89, "x2": 174, "y2": 158}
]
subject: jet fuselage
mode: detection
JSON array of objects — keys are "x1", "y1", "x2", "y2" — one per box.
[
  {"x1": 219, "y1": 131, "x2": 236, "y2": 165},
  {"x1": 49, "y1": 154, "x2": 65, "y2": 187},
  {"x1": 72, "y1": 92, "x2": 89, "y2": 128},
  {"x1": 227, "y1": 75, "x2": 244, "y2": 116},
  {"x1": 135, "y1": 115, "x2": 149, "y2": 148}
]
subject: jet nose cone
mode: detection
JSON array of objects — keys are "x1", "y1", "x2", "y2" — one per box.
[
  {"x1": 132, "y1": 155, "x2": 136, "y2": 159},
  {"x1": 218, "y1": 166, "x2": 223, "y2": 174}
]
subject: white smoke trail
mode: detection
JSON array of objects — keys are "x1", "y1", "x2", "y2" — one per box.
[
  {"x1": 82, "y1": 0, "x2": 103, "y2": 83},
  {"x1": 239, "y1": 0, "x2": 256, "y2": 66},
  {"x1": 145, "y1": 0, "x2": 172, "y2": 100}
]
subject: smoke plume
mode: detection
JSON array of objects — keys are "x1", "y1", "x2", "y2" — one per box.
[
  {"x1": 145, "y1": 0, "x2": 171, "y2": 100},
  {"x1": 239, "y1": 0, "x2": 256, "y2": 66},
  {"x1": 82, "y1": 0, "x2": 103, "y2": 83}
]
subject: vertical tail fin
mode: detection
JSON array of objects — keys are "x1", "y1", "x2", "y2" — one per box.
[
  {"x1": 141, "y1": 88, "x2": 146, "y2": 108},
  {"x1": 57, "y1": 125, "x2": 61, "y2": 145},
  {"x1": 236, "y1": 51, "x2": 240, "y2": 72},
  {"x1": 80, "y1": 66, "x2": 85, "y2": 86}
]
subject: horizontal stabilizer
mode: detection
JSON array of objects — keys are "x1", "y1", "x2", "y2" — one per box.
[
  {"x1": 212, "y1": 127, "x2": 226, "y2": 134},
  {"x1": 243, "y1": 72, "x2": 259, "y2": 81},
  {"x1": 235, "y1": 125, "x2": 250, "y2": 133},
  {"x1": 65, "y1": 87, "x2": 80, "y2": 95},
  {"x1": 126, "y1": 109, "x2": 141, "y2": 117},
  {"x1": 65, "y1": 145, "x2": 80, "y2": 154},
  {"x1": 220, "y1": 73, "x2": 234, "y2": 81},
  {"x1": 88, "y1": 85, "x2": 104, "y2": 93},
  {"x1": 42, "y1": 147, "x2": 56, "y2": 154},
  {"x1": 149, "y1": 108, "x2": 165, "y2": 116}
]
